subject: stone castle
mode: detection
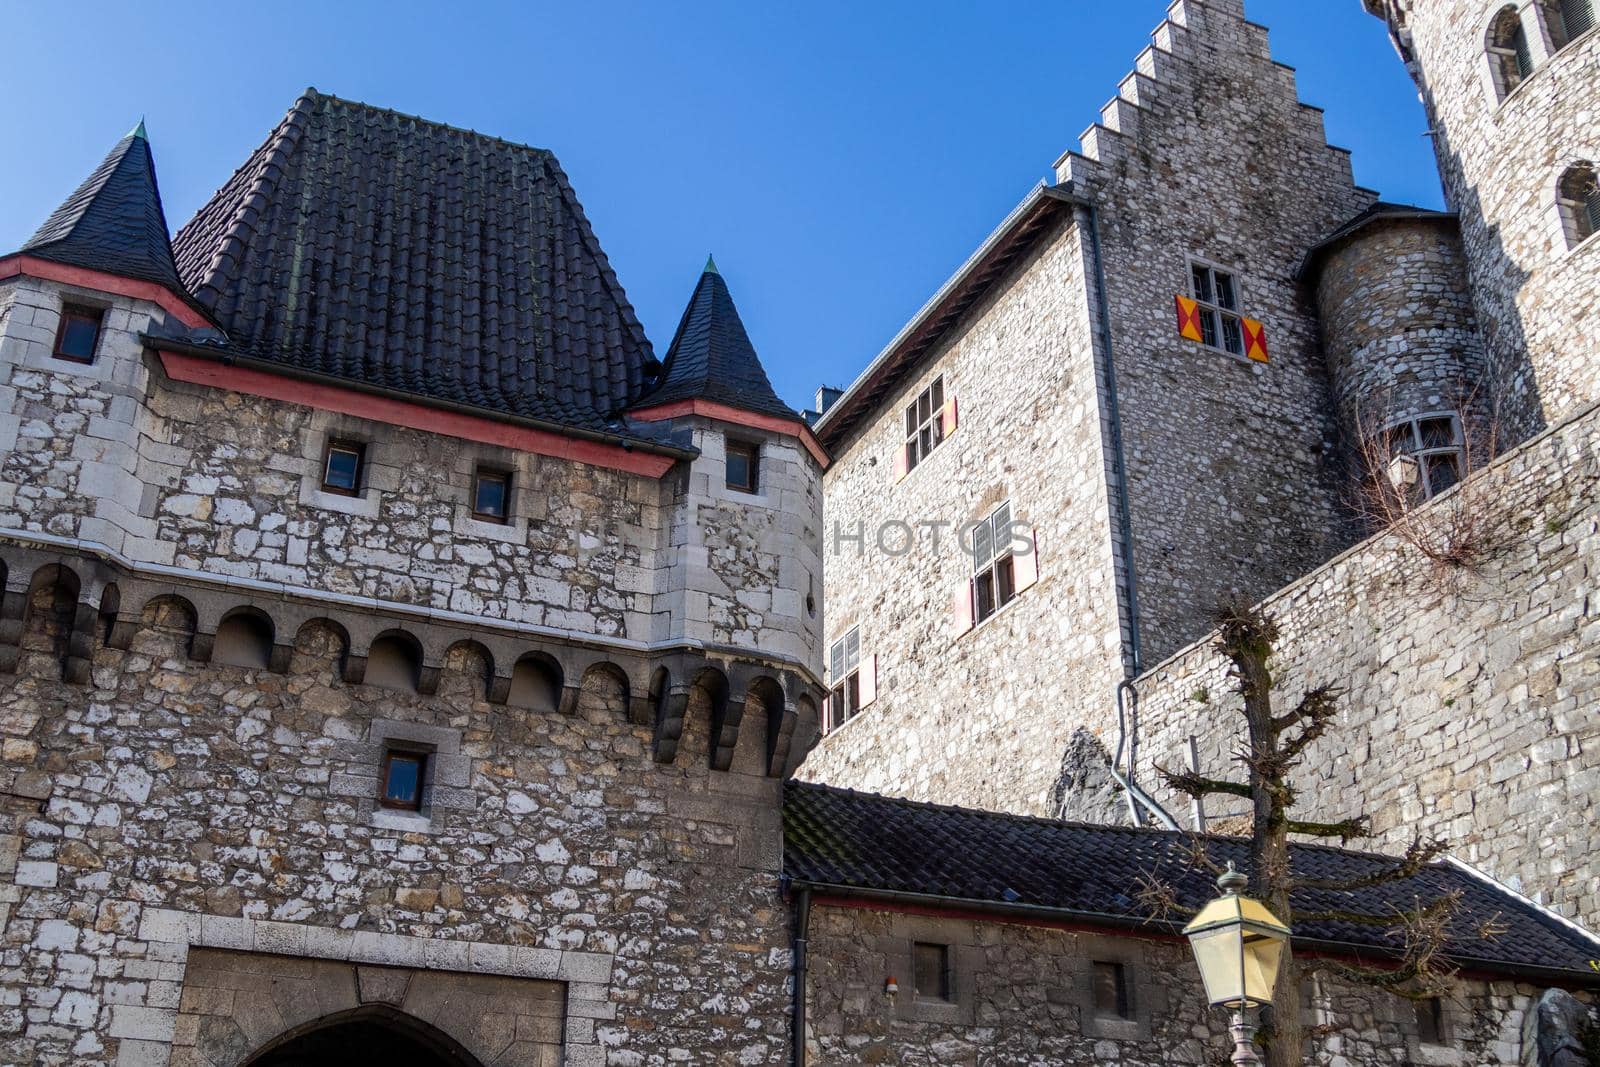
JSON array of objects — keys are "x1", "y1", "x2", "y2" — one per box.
[{"x1": 0, "y1": 1, "x2": 1595, "y2": 1064}]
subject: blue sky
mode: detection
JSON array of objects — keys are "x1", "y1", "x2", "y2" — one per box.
[{"x1": 0, "y1": 1, "x2": 1436, "y2": 413}]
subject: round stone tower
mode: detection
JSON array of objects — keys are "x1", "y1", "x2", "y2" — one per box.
[
  {"x1": 1304, "y1": 205, "x2": 1489, "y2": 481},
  {"x1": 1364, "y1": 0, "x2": 1600, "y2": 443}
]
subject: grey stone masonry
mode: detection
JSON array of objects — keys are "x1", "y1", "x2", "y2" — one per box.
[
  {"x1": 804, "y1": 902, "x2": 1580, "y2": 1065},
  {"x1": 1366, "y1": 0, "x2": 1600, "y2": 443},
  {"x1": 1125, "y1": 398, "x2": 1600, "y2": 930}
]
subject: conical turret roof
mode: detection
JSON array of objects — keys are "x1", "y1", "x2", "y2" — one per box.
[
  {"x1": 637, "y1": 258, "x2": 793, "y2": 419},
  {"x1": 19, "y1": 121, "x2": 184, "y2": 293}
]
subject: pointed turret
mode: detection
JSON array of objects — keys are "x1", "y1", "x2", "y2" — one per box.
[
  {"x1": 636, "y1": 258, "x2": 794, "y2": 419},
  {"x1": 16, "y1": 121, "x2": 184, "y2": 293}
]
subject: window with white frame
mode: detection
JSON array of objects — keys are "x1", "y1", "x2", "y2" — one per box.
[
  {"x1": 827, "y1": 627, "x2": 861, "y2": 732},
  {"x1": 1486, "y1": 5, "x2": 1534, "y2": 101},
  {"x1": 1557, "y1": 163, "x2": 1600, "y2": 249},
  {"x1": 971, "y1": 501, "x2": 1018, "y2": 624},
  {"x1": 904, "y1": 376, "x2": 947, "y2": 472},
  {"x1": 1545, "y1": 0, "x2": 1596, "y2": 50},
  {"x1": 1385, "y1": 414, "x2": 1464, "y2": 500},
  {"x1": 1189, "y1": 261, "x2": 1244, "y2": 357}
]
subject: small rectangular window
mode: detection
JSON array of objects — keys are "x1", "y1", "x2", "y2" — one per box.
[
  {"x1": 1382, "y1": 413, "x2": 1464, "y2": 502},
  {"x1": 53, "y1": 304, "x2": 105, "y2": 364},
  {"x1": 1415, "y1": 996, "x2": 1444, "y2": 1045},
  {"x1": 1188, "y1": 262, "x2": 1245, "y2": 357},
  {"x1": 472, "y1": 468, "x2": 511, "y2": 523},
  {"x1": 1092, "y1": 961, "x2": 1131, "y2": 1019},
  {"x1": 380, "y1": 750, "x2": 426, "y2": 811},
  {"x1": 912, "y1": 942, "x2": 951, "y2": 1002},
  {"x1": 726, "y1": 440, "x2": 760, "y2": 493},
  {"x1": 971, "y1": 500, "x2": 1020, "y2": 625},
  {"x1": 903, "y1": 376, "x2": 947, "y2": 473},
  {"x1": 826, "y1": 626, "x2": 862, "y2": 733},
  {"x1": 321, "y1": 440, "x2": 366, "y2": 496}
]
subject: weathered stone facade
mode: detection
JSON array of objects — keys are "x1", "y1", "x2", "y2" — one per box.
[
  {"x1": 804, "y1": 903, "x2": 1569, "y2": 1066},
  {"x1": 1125, "y1": 399, "x2": 1600, "y2": 930},
  {"x1": 1366, "y1": 0, "x2": 1600, "y2": 442}
]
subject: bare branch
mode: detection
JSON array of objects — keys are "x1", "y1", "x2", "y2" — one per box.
[
  {"x1": 1286, "y1": 816, "x2": 1371, "y2": 843},
  {"x1": 1156, "y1": 763, "x2": 1253, "y2": 800},
  {"x1": 1295, "y1": 836, "x2": 1448, "y2": 892}
]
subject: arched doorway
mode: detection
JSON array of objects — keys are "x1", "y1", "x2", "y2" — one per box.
[{"x1": 242, "y1": 1006, "x2": 484, "y2": 1067}]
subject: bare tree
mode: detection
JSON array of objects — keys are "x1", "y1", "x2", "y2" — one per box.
[{"x1": 1155, "y1": 603, "x2": 1460, "y2": 1067}]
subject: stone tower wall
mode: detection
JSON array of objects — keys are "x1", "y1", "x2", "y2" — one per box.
[
  {"x1": 1366, "y1": 0, "x2": 1600, "y2": 441},
  {"x1": 1311, "y1": 216, "x2": 1489, "y2": 478}
]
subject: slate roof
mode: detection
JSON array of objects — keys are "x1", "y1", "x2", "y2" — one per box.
[
  {"x1": 17, "y1": 122, "x2": 188, "y2": 297},
  {"x1": 633, "y1": 257, "x2": 794, "y2": 419},
  {"x1": 171, "y1": 90, "x2": 659, "y2": 436},
  {"x1": 784, "y1": 782, "x2": 1600, "y2": 984},
  {"x1": 1297, "y1": 200, "x2": 1458, "y2": 280}
]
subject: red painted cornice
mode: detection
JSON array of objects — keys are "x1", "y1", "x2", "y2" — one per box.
[
  {"x1": 156, "y1": 350, "x2": 681, "y2": 478},
  {"x1": 630, "y1": 398, "x2": 830, "y2": 468},
  {"x1": 0, "y1": 254, "x2": 212, "y2": 329}
]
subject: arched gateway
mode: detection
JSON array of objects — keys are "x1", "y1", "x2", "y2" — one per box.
[{"x1": 243, "y1": 1006, "x2": 484, "y2": 1067}]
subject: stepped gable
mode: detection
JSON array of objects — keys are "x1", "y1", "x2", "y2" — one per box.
[
  {"x1": 172, "y1": 89, "x2": 658, "y2": 436},
  {"x1": 785, "y1": 781, "x2": 1600, "y2": 985},
  {"x1": 16, "y1": 121, "x2": 191, "y2": 299},
  {"x1": 633, "y1": 256, "x2": 795, "y2": 420},
  {"x1": 1054, "y1": 0, "x2": 1370, "y2": 197}
]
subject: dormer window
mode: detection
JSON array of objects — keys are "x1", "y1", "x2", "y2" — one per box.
[{"x1": 53, "y1": 304, "x2": 105, "y2": 364}]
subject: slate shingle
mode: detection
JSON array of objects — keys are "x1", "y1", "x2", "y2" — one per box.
[
  {"x1": 634, "y1": 258, "x2": 794, "y2": 420},
  {"x1": 784, "y1": 781, "x2": 1600, "y2": 983},
  {"x1": 171, "y1": 90, "x2": 657, "y2": 435},
  {"x1": 18, "y1": 122, "x2": 188, "y2": 298}
]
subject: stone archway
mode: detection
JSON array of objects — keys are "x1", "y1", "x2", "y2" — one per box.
[{"x1": 243, "y1": 1005, "x2": 483, "y2": 1067}]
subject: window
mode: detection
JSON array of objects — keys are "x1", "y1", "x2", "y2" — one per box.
[
  {"x1": 52, "y1": 304, "x2": 105, "y2": 364},
  {"x1": 1385, "y1": 414, "x2": 1464, "y2": 500},
  {"x1": 1557, "y1": 163, "x2": 1600, "y2": 249},
  {"x1": 1414, "y1": 996, "x2": 1445, "y2": 1044},
  {"x1": 726, "y1": 439, "x2": 760, "y2": 493},
  {"x1": 1188, "y1": 262, "x2": 1244, "y2": 357},
  {"x1": 912, "y1": 942, "x2": 952, "y2": 1002},
  {"x1": 321, "y1": 440, "x2": 365, "y2": 496},
  {"x1": 472, "y1": 467, "x2": 511, "y2": 523},
  {"x1": 1487, "y1": 6, "x2": 1534, "y2": 100},
  {"x1": 904, "y1": 376, "x2": 947, "y2": 473},
  {"x1": 380, "y1": 749, "x2": 427, "y2": 811},
  {"x1": 1092, "y1": 962, "x2": 1131, "y2": 1019},
  {"x1": 826, "y1": 627, "x2": 861, "y2": 732},
  {"x1": 1549, "y1": 0, "x2": 1596, "y2": 48},
  {"x1": 971, "y1": 501, "x2": 1018, "y2": 625}
]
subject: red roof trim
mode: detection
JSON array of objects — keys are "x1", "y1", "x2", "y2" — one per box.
[
  {"x1": 156, "y1": 350, "x2": 679, "y2": 478},
  {"x1": 0, "y1": 255, "x2": 212, "y2": 329},
  {"x1": 630, "y1": 398, "x2": 830, "y2": 469}
]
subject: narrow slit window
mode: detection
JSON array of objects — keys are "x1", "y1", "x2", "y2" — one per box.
[
  {"x1": 380, "y1": 750, "x2": 426, "y2": 811},
  {"x1": 826, "y1": 627, "x2": 861, "y2": 733},
  {"x1": 472, "y1": 467, "x2": 511, "y2": 523},
  {"x1": 903, "y1": 376, "x2": 947, "y2": 472},
  {"x1": 912, "y1": 942, "x2": 952, "y2": 1002},
  {"x1": 321, "y1": 440, "x2": 366, "y2": 496},
  {"x1": 53, "y1": 304, "x2": 105, "y2": 364},
  {"x1": 726, "y1": 439, "x2": 760, "y2": 493},
  {"x1": 1092, "y1": 961, "x2": 1131, "y2": 1019},
  {"x1": 1189, "y1": 262, "x2": 1245, "y2": 356},
  {"x1": 1415, "y1": 996, "x2": 1445, "y2": 1045}
]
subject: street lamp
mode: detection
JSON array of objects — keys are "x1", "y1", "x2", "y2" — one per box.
[{"x1": 1183, "y1": 863, "x2": 1292, "y2": 1067}]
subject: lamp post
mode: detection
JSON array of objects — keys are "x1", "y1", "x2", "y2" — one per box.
[{"x1": 1183, "y1": 863, "x2": 1292, "y2": 1067}]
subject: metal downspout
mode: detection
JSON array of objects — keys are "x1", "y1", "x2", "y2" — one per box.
[
  {"x1": 791, "y1": 885, "x2": 811, "y2": 1067},
  {"x1": 1081, "y1": 201, "x2": 1178, "y2": 831}
]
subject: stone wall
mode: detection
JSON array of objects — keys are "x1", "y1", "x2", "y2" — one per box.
[
  {"x1": 1311, "y1": 215, "x2": 1489, "y2": 484},
  {"x1": 1123, "y1": 400, "x2": 1600, "y2": 928},
  {"x1": 1368, "y1": 0, "x2": 1600, "y2": 442},
  {"x1": 804, "y1": 902, "x2": 1558, "y2": 1065},
  {"x1": 0, "y1": 274, "x2": 824, "y2": 681},
  {"x1": 0, "y1": 568, "x2": 794, "y2": 1065}
]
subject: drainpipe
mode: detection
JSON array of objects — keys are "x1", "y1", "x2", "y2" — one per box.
[
  {"x1": 791, "y1": 884, "x2": 811, "y2": 1067},
  {"x1": 1080, "y1": 200, "x2": 1178, "y2": 831}
]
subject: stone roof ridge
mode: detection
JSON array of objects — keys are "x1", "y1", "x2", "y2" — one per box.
[
  {"x1": 17, "y1": 119, "x2": 186, "y2": 295},
  {"x1": 633, "y1": 260, "x2": 795, "y2": 420},
  {"x1": 1054, "y1": 0, "x2": 1358, "y2": 194}
]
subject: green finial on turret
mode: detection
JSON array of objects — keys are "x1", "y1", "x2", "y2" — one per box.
[
  {"x1": 129, "y1": 118, "x2": 147, "y2": 141},
  {"x1": 704, "y1": 253, "x2": 719, "y2": 275}
]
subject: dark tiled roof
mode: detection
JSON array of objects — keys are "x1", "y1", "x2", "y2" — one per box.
[
  {"x1": 784, "y1": 782, "x2": 1600, "y2": 983},
  {"x1": 1298, "y1": 200, "x2": 1458, "y2": 280},
  {"x1": 18, "y1": 122, "x2": 187, "y2": 296},
  {"x1": 633, "y1": 258, "x2": 794, "y2": 420},
  {"x1": 172, "y1": 90, "x2": 657, "y2": 435}
]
